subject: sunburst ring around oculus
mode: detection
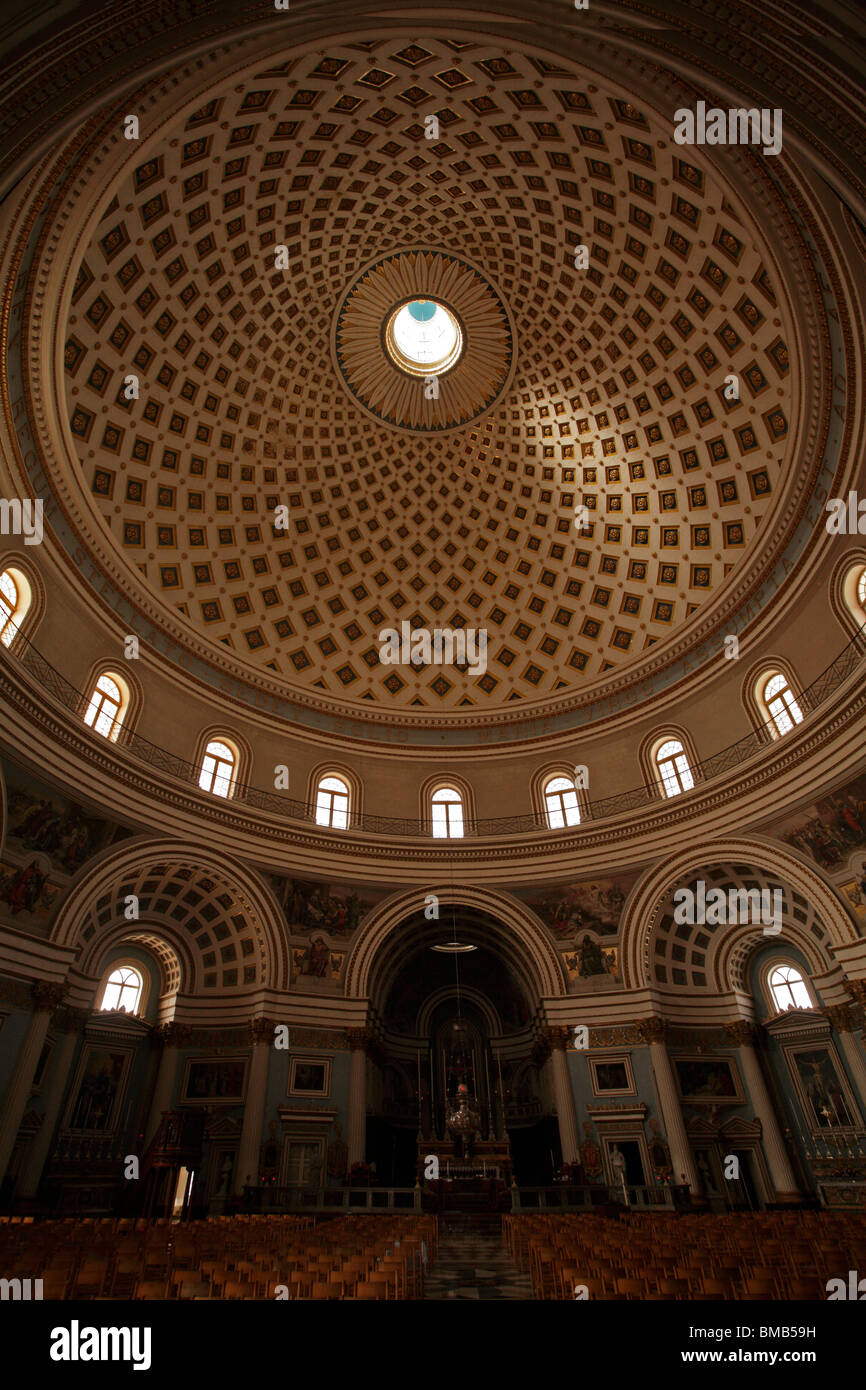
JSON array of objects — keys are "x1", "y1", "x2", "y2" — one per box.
[{"x1": 332, "y1": 248, "x2": 515, "y2": 433}]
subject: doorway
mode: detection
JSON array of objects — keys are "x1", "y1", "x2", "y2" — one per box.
[{"x1": 604, "y1": 1138, "x2": 647, "y2": 1187}]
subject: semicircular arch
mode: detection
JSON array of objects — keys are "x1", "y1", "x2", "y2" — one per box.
[
  {"x1": 345, "y1": 884, "x2": 565, "y2": 1004},
  {"x1": 50, "y1": 835, "x2": 290, "y2": 991},
  {"x1": 619, "y1": 836, "x2": 859, "y2": 992}
]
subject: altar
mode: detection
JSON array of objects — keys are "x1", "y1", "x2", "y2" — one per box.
[
  {"x1": 417, "y1": 1137, "x2": 514, "y2": 1190},
  {"x1": 425, "y1": 1175, "x2": 509, "y2": 1212}
]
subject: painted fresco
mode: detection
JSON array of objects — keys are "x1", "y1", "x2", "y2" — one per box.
[
  {"x1": 291, "y1": 937, "x2": 346, "y2": 985},
  {"x1": 838, "y1": 876, "x2": 866, "y2": 925},
  {"x1": 4, "y1": 769, "x2": 128, "y2": 875},
  {"x1": 522, "y1": 875, "x2": 635, "y2": 938},
  {"x1": 0, "y1": 856, "x2": 61, "y2": 922},
  {"x1": 563, "y1": 938, "x2": 620, "y2": 983},
  {"x1": 773, "y1": 771, "x2": 866, "y2": 869},
  {"x1": 269, "y1": 875, "x2": 376, "y2": 937}
]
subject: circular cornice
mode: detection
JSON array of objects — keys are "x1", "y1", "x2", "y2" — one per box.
[
  {"x1": 333, "y1": 248, "x2": 513, "y2": 430},
  {"x1": 2, "y1": 638, "x2": 864, "y2": 884}
]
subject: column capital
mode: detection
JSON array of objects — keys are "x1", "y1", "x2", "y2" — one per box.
[
  {"x1": 249, "y1": 1017, "x2": 278, "y2": 1045},
  {"x1": 636, "y1": 1016, "x2": 667, "y2": 1044},
  {"x1": 153, "y1": 1021, "x2": 192, "y2": 1048},
  {"x1": 723, "y1": 1020, "x2": 760, "y2": 1047},
  {"x1": 541, "y1": 1025, "x2": 572, "y2": 1052},
  {"x1": 345, "y1": 1027, "x2": 375, "y2": 1052},
  {"x1": 844, "y1": 978, "x2": 866, "y2": 1005},
  {"x1": 31, "y1": 982, "x2": 67, "y2": 1013},
  {"x1": 825, "y1": 1003, "x2": 856, "y2": 1032}
]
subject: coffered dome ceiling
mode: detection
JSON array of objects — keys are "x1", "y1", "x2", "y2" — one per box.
[{"x1": 59, "y1": 34, "x2": 798, "y2": 714}]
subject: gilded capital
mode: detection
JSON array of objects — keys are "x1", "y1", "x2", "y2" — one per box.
[
  {"x1": 636, "y1": 1017, "x2": 667, "y2": 1045},
  {"x1": 825, "y1": 1003, "x2": 855, "y2": 1032},
  {"x1": 723, "y1": 1020, "x2": 759, "y2": 1047},
  {"x1": 31, "y1": 982, "x2": 68, "y2": 1013},
  {"x1": 155, "y1": 1021, "x2": 192, "y2": 1047},
  {"x1": 250, "y1": 1017, "x2": 277, "y2": 1045}
]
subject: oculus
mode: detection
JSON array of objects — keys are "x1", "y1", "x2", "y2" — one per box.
[
  {"x1": 384, "y1": 298, "x2": 464, "y2": 377},
  {"x1": 332, "y1": 248, "x2": 514, "y2": 432}
]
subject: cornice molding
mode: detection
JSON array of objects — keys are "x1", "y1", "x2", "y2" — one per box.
[{"x1": 1, "y1": 635, "x2": 864, "y2": 882}]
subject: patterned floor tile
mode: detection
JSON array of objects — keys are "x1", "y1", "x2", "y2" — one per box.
[{"x1": 424, "y1": 1220, "x2": 535, "y2": 1301}]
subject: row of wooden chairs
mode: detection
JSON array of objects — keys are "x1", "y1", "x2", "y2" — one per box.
[
  {"x1": 504, "y1": 1211, "x2": 866, "y2": 1300},
  {"x1": 0, "y1": 1213, "x2": 438, "y2": 1301}
]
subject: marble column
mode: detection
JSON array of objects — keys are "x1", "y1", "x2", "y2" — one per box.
[
  {"x1": 0, "y1": 982, "x2": 67, "y2": 1188},
  {"x1": 826, "y1": 1003, "x2": 866, "y2": 1118},
  {"x1": 543, "y1": 1027, "x2": 581, "y2": 1164},
  {"x1": 724, "y1": 1021, "x2": 799, "y2": 1200},
  {"x1": 17, "y1": 1006, "x2": 89, "y2": 1198},
  {"x1": 144, "y1": 1022, "x2": 191, "y2": 1147},
  {"x1": 346, "y1": 1028, "x2": 372, "y2": 1169},
  {"x1": 234, "y1": 1018, "x2": 274, "y2": 1195},
  {"x1": 639, "y1": 1017, "x2": 700, "y2": 1193}
]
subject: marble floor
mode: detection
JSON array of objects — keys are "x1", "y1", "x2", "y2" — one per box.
[{"x1": 423, "y1": 1217, "x2": 535, "y2": 1301}]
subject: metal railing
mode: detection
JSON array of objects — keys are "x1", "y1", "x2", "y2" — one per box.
[{"x1": 2, "y1": 619, "x2": 864, "y2": 840}]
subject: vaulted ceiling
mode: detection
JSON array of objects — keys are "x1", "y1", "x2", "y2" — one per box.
[{"x1": 62, "y1": 35, "x2": 796, "y2": 711}]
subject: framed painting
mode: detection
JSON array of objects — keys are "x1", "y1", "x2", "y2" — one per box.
[
  {"x1": 786, "y1": 1043, "x2": 861, "y2": 1132},
  {"x1": 64, "y1": 1044, "x2": 132, "y2": 1132},
  {"x1": 288, "y1": 1056, "x2": 331, "y2": 1098},
  {"x1": 589, "y1": 1054, "x2": 635, "y2": 1097},
  {"x1": 673, "y1": 1055, "x2": 743, "y2": 1104},
  {"x1": 181, "y1": 1056, "x2": 248, "y2": 1104}
]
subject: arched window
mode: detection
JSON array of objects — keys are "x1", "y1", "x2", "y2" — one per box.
[
  {"x1": 763, "y1": 672, "x2": 803, "y2": 738},
  {"x1": 835, "y1": 559, "x2": 866, "y2": 637},
  {"x1": 315, "y1": 774, "x2": 350, "y2": 829},
  {"x1": 0, "y1": 567, "x2": 32, "y2": 648},
  {"x1": 0, "y1": 570, "x2": 18, "y2": 646},
  {"x1": 83, "y1": 672, "x2": 129, "y2": 741},
  {"x1": 543, "y1": 775, "x2": 581, "y2": 829},
  {"x1": 655, "y1": 739, "x2": 694, "y2": 798},
  {"x1": 199, "y1": 739, "x2": 237, "y2": 798},
  {"x1": 768, "y1": 963, "x2": 813, "y2": 1013},
  {"x1": 431, "y1": 786, "x2": 464, "y2": 839},
  {"x1": 100, "y1": 965, "x2": 143, "y2": 1014}
]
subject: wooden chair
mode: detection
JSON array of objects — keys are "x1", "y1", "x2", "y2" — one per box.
[{"x1": 134, "y1": 1279, "x2": 168, "y2": 1300}]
